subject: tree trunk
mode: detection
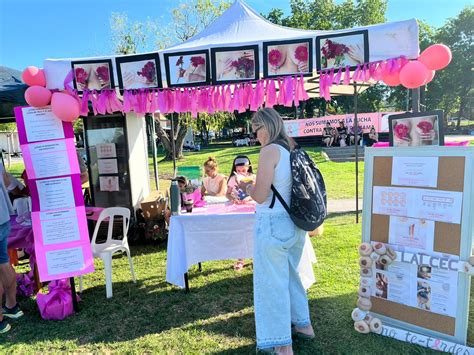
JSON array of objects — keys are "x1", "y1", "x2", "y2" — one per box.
[{"x1": 155, "y1": 114, "x2": 188, "y2": 161}]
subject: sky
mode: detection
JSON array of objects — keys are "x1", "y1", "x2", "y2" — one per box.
[{"x1": 0, "y1": 0, "x2": 470, "y2": 71}]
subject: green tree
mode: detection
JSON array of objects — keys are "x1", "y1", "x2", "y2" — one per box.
[{"x1": 110, "y1": 0, "x2": 231, "y2": 160}]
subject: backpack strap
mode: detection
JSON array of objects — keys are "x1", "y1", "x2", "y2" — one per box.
[{"x1": 270, "y1": 184, "x2": 291, "y2": 215}]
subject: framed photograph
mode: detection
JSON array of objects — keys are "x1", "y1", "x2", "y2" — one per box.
[
  {"x1": 263, "y1": 38, "x2": 313, "y2": 78},
  {"x1": 388, "y1": 110, "x2": 444, "y2": 147},
  {"x1": 164, "y1": 50, "x2": 210, "y2": 88},
  {"x1": 315, "y1": 30, "x2": 369, "y2": 71},
  {"x1": 115, "y1": 53, "x2": 162, "y2": 90},
  {"x1": 71, "y1": 59, "x2": 114, "y2": 92},
  {"x1": 211, "y1": 45, "x2": 259, "y2": 85}
]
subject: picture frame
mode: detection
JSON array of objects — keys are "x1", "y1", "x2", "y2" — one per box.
[
  {"x1": 263, "y1": 38, "x2": 313, "y2": 78},
  {"x1": 71, "y1": 59, "x2": 115, "y2": 93},
  {"x1": 388, "y1": 110, "x2": 445, "y2": 147},
  {"x1": 211, "y1": 45, "x2": 259, "y2": 85},
  {"x1": 164, "y1": 50, "x2": 210, "y2": 88},
  {"x1": 315, "y1": 30, "x2": 369, "y2": 71},
  {"x1": 115, "y1": 53, "x2": 162, "y2": 90}
]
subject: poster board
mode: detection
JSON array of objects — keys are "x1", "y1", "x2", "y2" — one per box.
[{"x1": 362, "y1": 146, "x2": 474, "y2": 344}]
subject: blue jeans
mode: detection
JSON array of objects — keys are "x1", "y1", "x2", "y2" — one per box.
[
  {"x1": 0, "y1": 221, "x2": 11, "y2": 264},
  {"x1": 253, "y1": 212, "x2": 311, "y2": 350}
]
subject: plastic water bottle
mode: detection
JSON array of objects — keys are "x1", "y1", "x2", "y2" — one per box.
[{"x1": 170, "y1": 180, "x2": 181, "y2": 215}]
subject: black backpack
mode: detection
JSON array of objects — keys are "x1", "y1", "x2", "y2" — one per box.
[{"x1": 270, "y1": 142, "x2": 327, "y2": 231}]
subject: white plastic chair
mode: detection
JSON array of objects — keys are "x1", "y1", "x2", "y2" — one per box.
[{"x1": 80, "y1": 207, "x2": 136, "y2": 298}]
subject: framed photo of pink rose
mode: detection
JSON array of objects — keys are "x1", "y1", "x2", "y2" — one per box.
[
  {"x1": 164, "y1": 50, "x2": 210, "y2": 88},
  {"x1": 71, "y1": 59, "x2": 115, "y2": 93},
  {"x1": 211, "y1": 46, "x2": 259, "y2": 85},
  {"x1": 263, "y1": 38, "x2": 313, "y2": 78},
  {"x1": 115, "y1": 53, "x2": 162, "y2": 91},
  {"x1": 315, "y1": 30, "x2": 369, "y2": 71},
  {"x1": 388, "y1": 111, "x2": 444, "y2": 147}
]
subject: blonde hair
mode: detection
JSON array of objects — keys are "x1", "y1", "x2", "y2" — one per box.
[
  {"x1": 204, "y1": 156, "x2": 218, "y2": 170},
  {"x1": 251, "y1": 108, "x2": 295, "y2": 148}
]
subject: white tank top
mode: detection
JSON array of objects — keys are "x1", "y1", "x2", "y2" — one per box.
[{"x1": 256, "y1": 144, "x2": 292, "y2": 214}]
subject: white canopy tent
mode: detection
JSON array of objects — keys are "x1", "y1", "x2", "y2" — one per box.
[{"x1": 43, "y1": 0, "x2": 419, "y2": 96}]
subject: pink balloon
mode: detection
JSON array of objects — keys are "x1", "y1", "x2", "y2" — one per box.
[
  {"x1": 22, "y1": 66, "x2": 46, "y2": 87},
  {"x1": 399, "y1": 61, "x2": 429, "y2": 89},
  {"x1": 423, "y1": 69, "x2": 436, "y2": 85},
  {"x1": 51, "y1": 92, "x2": 80, "y2": 122},
  {"x1": 24, "y1": 86, "x2": 52, "y2": 107},
  {"x1": 382, "y1": 71, "x2": 400, "y2": 87},
  {"x1": 419, "y1": 44, "x2": 452, "y2": 70}
]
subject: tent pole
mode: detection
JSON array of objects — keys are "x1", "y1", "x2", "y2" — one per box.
[
  {"x1": 149, "y1": 114, "x2": 159, "y2": 191},
  {"x1": 170, "y1": 113, "x2": 177, "y2": 179},
  {"x1": 353, "y1": 83, "x2": 359, "y2": 224}
]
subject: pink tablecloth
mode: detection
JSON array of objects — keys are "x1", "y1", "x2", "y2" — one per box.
[{"x1": 8, "y1": 216, "x2": 34, "y2": 251}]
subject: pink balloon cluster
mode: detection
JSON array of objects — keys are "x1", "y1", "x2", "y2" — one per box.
[
  {"x1": 382, "y1": 44, "x2": 451, "y2": 89},
  {"x1": 22, "y1": 66, "x2": 80, "y2": 122}
]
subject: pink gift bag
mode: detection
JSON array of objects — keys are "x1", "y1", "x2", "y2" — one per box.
[{"x1": 36, "y1": 279, "x2": 79, "y2": 320}]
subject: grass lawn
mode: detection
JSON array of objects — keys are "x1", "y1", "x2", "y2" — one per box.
[
  {"x1": 0, "y1": 213, "x2": 448, "y2": 353},
  {"x1": 152, "y1": 145, "x2": 363, "y2": 200}
]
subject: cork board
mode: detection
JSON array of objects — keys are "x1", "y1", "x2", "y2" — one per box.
[{"x1": 369, "y1": 155, "x2": 466, "y2": 335}]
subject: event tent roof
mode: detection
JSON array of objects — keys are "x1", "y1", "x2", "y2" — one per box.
[
  {"x1": 43, "y1": 0, "x2": 419, "y2": 97},
  {"x1": 0, "y1": 66, "x2": 27, "y2": 121}
]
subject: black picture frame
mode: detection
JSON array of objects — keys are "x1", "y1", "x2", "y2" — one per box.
[
  {"x1": 211, "y1": 45, "x2": 259, "y2": 85},
  {"x1": 262, "y1": 38, "x2": 313, "y2": 78},
  {"x1": 115, "y1": 53, "x2": 162, "y2": 91},
  {"x1": 315, "y1": 30, "x2": 369, "y2": 72},
  {"x1": 164, "y1": 50, "x2": 210, "y2": 88},
  {"x1": 388, "y1": 110, "x2": 445, "y2": 147},
  {"x1": 71, "y1": 59, "x2": 115, "y2": 93}
]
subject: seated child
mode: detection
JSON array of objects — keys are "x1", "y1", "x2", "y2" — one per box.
[
  {"x1": 226, "y1": 155, "x2": 256, "y2": 203},
  {"x1": 201, "y1": 157, "x2": 227, "y2": 197}
]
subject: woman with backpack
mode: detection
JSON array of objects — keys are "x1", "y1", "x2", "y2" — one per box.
[{"x1": 239, "y1": 108, "x2": 315, "y2": 354}]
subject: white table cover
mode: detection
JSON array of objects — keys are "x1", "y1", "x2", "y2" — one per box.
[{"x1": 166, "y1": 206, "x2": 317, "y2": 289}]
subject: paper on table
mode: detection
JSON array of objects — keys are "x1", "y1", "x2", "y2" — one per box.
[
  {"x1": 96, "y1": 143, "x2": 117, "y2": 158},
  {"x1": 22, "y1": 107, "x2": 65, "y2": 143},
  {"x1": 36, "y1": 177, "x2": 76, "y2": 211},
  {"x1": 99, "y1": 176, "x2": 119, "y2": 192},
  {"x1": 391, "y1": 157, "x2": 439, "y2": 188},
  {"x1": 98, "y1": 159, "x2": 118, "y2": 174},
  {"x1": 39, "y1": 209, "x2": 81, "y2": 245},
  {"x1": 388, "y1": 216, "x2": 435, "y2": 253},
  {"x1": 45, "y1": 247, "x2": 85, "y2": 276},
  {"x1": 373, "y1": 186, "x2": 463, "y2": 224}
]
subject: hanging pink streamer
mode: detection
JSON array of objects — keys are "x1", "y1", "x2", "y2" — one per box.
[
  {"x1": 266, "y1": 79, "x2": 276, "y2": 108},
  {"x1": 298, "y1": 75, "x2": 309, "y2": 102},
  {"x1": 333, "y1": 67, "x2": 343, "y2": 84},
  {"x1": 343, "y1": 66, "x2": 351, "y2": 85}
]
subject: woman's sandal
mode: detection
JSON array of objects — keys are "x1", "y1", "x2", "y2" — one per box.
[{"x1": 291, "y1": 325, "x2": 315, "y2": 340}]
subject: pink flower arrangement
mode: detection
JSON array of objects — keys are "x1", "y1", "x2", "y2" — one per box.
[
  {"x1": 417, "y1": 121, "x2": 434, "y2": 134},
  {"x1": 394, "y1": 123, "x2": 410, "y2": 140},
  {"x1": 190, "y1": 55, "x2": 205, "y2": 67},
  {"x1": 96, "y1": 66, "x2": 110, "y2": 82},
  {"x1": 137, "y1": 61, "x2": 156, "y2": 83},
  {"x1": 294, "y1": 45, "x2": 308, "y2": 62},
  {"x1": 268, "y1": 49, "x2": 283, "y2": 67},
  {"x1": 321, "y1": 39, "x2": 350, "y2": 67},
  {"x1": 231, "y1": 56, "x2": 255, "y2": 78},
  {"x1": 75, "y1": 67, "x2": 88, "y2": 85}
]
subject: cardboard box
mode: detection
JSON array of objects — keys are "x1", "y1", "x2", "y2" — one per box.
[{"x1": 141, "y1": 191, "x2": 166, "y2": 220}]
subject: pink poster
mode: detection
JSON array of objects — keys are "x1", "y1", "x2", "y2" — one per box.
[
  {"x1": 14, "y1": 106, "x2": 94, "y2": 282},
  {"x1": 283, "y1": 112, "x2": 400, "y2": 137}
]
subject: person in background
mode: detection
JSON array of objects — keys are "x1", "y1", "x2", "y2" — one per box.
[
  {"x1": 321, "y1": 122, "x2": 334, "y2": 147},
  {"x1": 365, "y1": 126, "x2": 379, "y2": 147},
  {"x1": 0, "y1": 163, "x2": 28, "y2": 202},
  {"x1": 201, "y1": 157, "x2": 227, "y2": 197},
  {"x1": 239, "y1": 108, "x2": 314, "y2": 354},
  {"x1": 337, "y1": 120, "x2": 349, "y2": 147},
  {"x1": 349, "y1": 125, "x2": 362, "y2": 146},
  {"x1": 0, "y1": 167, "x2": 24, "y2": 334},
  {"x1": 226, "y1": 155, "x2": 256, "y2": 272},
  {"x1": 77, "y1": 150, "x2": 89, "y2": 184}
]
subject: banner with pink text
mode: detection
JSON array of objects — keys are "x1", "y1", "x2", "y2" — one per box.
[{"x1": 284, "y1": 112, "x2": 401, "y2": 137}]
